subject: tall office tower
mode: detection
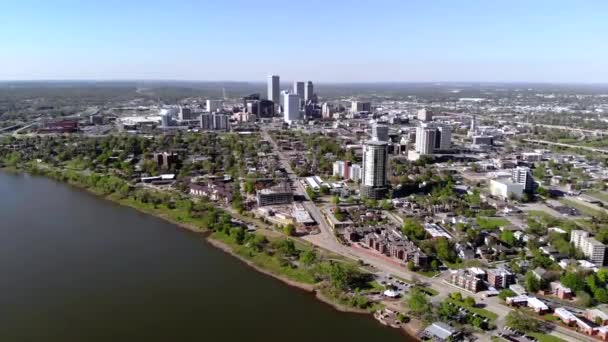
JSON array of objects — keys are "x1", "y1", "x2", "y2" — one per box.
[
  {"x1": 417, "y1": 108, "x2": 433, "y2": 122},
  {"x1": 512, "y1": 166, "x2": 535, "y2": 193},
  {"x1": 360, "y1": 140, "x2": 389, "y2": 199},
  {"x1": 206, "y1": 99, "x2": 222, "y2": 113},
  {"x1": 436, "y1": 125, "x2": 452, "y2": 150},
  {"x1": 283, "y1": 92, "x2": 301, "y2": 124},
  {"x1": 321, "y1": 102, "x2": 334, "y2": 119},
  {"x1": 305, "y1": 81, "x2": 314, "y2": 102},
  {"x1": 200, "y1": 113, "x2": 213, "y2": 130},
  {"x1": 178, "y1": 106, "x2": 193, "y2": 121},
  {"x1": 351, "y1": 101, "x2": 372, "y2": 113},
  {"x1": 267, "y1": 75, "x2": 280, "y2": 106},
  {"x1": 212, "y1": 113, "x2": 229, "y2": 131},
  {"x1": 200, "y1": 113, "x2": 229, "y2": 131},
  {"x1": 415, "y1": 125, "x2": 436, "y2": 155},
  {"x1": 293, "y1": 81, "x2": 305, "y2": 100},
  {"x1": 372, "y1": 123, "x2": 389, "y2": 142}
]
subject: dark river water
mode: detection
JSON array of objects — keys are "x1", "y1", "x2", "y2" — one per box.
[{"x1": 0, "y1": 172, "x2": 408, "y2": 341}]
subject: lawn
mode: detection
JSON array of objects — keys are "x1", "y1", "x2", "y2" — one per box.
[
  {"x1": 528, "y1": 332, "x2": 566, "y2": 342},
  {"x1": 211, "y1": 231, "x2": 318, "y2": 284},
  {"x1": 527, "y1": 210, "x2": 558, "y2": 221},
  {"x1": 560, "y1": 198, "x2": 607, "y2": 217},
  {"x1": 476, "y1": 216, "x2": 510, "y2": 230},
  {"x1": 588, "y1": 191, "x2": 608, "y2": 203},
  {"x1": 446, "y1": 299, "x2": 498, "y2": 321},
  {"x1": 416, "y1": 286, "x2": 438, "y2": 297}
]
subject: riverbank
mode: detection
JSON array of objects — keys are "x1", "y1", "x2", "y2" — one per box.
[{"x1": 2, "y1": 167, "x2": 420, "y2": 340}]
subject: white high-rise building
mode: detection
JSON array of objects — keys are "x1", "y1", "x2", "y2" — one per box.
[
  {"x1": 372, "y1": 123, "x2": 389, "y2": 142},
  {"x1": 417, "y1": 108, "x2": 433, "y2": 122},
  {"x1": 468, "y1": 116, "x2": 478, "y2": 137},
  {"x1": 206, "y1": 99, "x2": 222, "y2": 113},
  {"x1": 267, "y1": 75, "x2": 280, "y2": 105},
  {"x1": 571, "y1": 230, "x2": 606, "y2": 265},
  {"x1": 351, "y1": 101, "x2": 371, "y2": 113},
  {"x1": 512, "y1": 166, "x2": 535, "y2": 193},
  {"x1": 283, "y1": 92, "x2": 301, "y2": 124},
  {"x1": 321, "y1": 102, "x2": 334, "y2": 119},
  {"x1": 305, "y1": 81, "x2": 314, "y2": 102},
  {"x1": 349, "y1": 164, "x2": 362, "y2": 183},
  {"x1": 416, "y1": 125, "x2": 436, "y2": 155},
  {"x1": 361, "y1": 140, "x2": 388, "y2": 199}
]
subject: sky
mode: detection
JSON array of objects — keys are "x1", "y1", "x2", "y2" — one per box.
[{"x1": 1, "y1": 0, "x2": 607, "y2": 83}]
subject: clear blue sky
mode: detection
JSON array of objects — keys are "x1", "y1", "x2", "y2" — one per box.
[{"x1": 1, "y1": 0, "x2": 607, "y2": 83}]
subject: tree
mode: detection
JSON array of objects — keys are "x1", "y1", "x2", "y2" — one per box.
[
  {"x1": 594, "y1": 288, "x2": 608, "y2": 304},
  {"x1": 229, "y1": 227, "x2": 245, "y2": 245},
  {"x1": 435, "y1": 237, "x2": 456, "y2": 263},
  {"x1": 406, "y1": 288, "x2": 430, "y2": 317},
  {"x1": 596, "y1": 228, "x2": 608, "y2": 244},
  {"x1": 331, "y1": 195, "x2": 340, "y2": 206},
  {"x1": 283, "y1": 223, "x2": 296, "y2": 236},
  {"x1": 498, "y1": 289, "x2": 516, "y2": 300},
  {"x1": 305, "y1": 186, "x2": 318, "y2": 201},
  {"x1": 463, "y1": 296, "x2": 476, "y2": 307},
  {"x1": 505, "y1": 311, "x2": 540, "y2": 332},
  {"x1": 471, "y1": 315, "x2": 485, "y2": 329},
  {"x1": 524, "y1": 271, "x2": 541, "y2": 293},
  {"x1": 598, "y1": 268, "x2": 608, "y2": 283},
  {"x1": 244, "y1": 180, "x2": 256, "y2": 194},
  {"x1": 402, "y1": 219, "x2": 426, "y2": 241},
  {"x1": 576, "y1": 290, "x2": 592, "y2": 307},
  {"x1": 250, "y1": 234, "x2": 268, "y2": 252},
  {"x1": 438, "y1": 301, "x2": 459, "y2": 319},
  {"x1": 500, "y1": 230, "x2": 517, "y2": 246},
  {"x1": 430, "y1": 260, "x2": 439, "y2": 271},
  {"x1": 381, "y1": 199, "x2": 393, "y2": 210},
  {"x1": 407, "y1": 260, "x2": 417, "y2": 271},
  {"x1": 560, "y1": 272, "x2": 586, "y2": 292},
  {"x1": 273, "y1": 239, "x2": 298, "y2": 257},
  {"x1": 450, "y1": 292, "x2": 463, "y2": 302},
  {"x1": 319, "y1": 185, "x2": 330, "y2": 195},
  {"x1": 299, "y1": 249, "x2": 317, "y2": 267}
]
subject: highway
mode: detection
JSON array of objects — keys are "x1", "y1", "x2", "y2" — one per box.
[{"x1": 522, "y1": 138, "x2": 608, "y2": 154}]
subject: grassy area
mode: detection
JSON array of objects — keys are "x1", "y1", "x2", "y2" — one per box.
[
  {"x1": 211, "y1": 231, "x2": 317, "y2": 284},
  {"x1": 528, "y1": 332, "x2": 566, "y2": 342},
  {"x1": 588, "y1": 191, "x2": 608, "y2": 203},
  {"x1": 446, "y1": 299, "x2": 498, "y2": 321},
  {"x1": 416, "y1": 286, "x2": 438, "y2": 297},
  {"x1": 476, "y1": 216, "x2": 510, "y2": 230},
  {"x1": 527, "y1": 210, "x2": 558, "y2": 220},
  {"x1": 417, "y1": 270, "x2": 440, "y2": 277},
  {"x1": 116, "y1": 195, "x2": 207, "y2": 230},
  {"x1": 560, "y1": 198, "x2": 607, "y2": 217}
]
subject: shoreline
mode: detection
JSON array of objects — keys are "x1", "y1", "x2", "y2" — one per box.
[{"x1": 3, "y1": 168, "x2": 421, "y2": 340}]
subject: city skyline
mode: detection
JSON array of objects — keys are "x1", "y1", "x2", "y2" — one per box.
[{"x1": 1, "y1": 0, "x2": 608, "y2": 83}]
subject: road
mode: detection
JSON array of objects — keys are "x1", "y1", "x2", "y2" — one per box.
[
  {"x1": 522, "y1": 138, "x2": 608, "y2": 154},
  {"x1": 261, "y1": 127, "x2": 596, "y2": 342}
]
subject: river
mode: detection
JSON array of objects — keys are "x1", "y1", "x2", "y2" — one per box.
[{"x1": 0, "y1": 172, "x2": 409, "y2": 341}]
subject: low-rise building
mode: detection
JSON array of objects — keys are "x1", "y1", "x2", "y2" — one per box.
[
  {"x1": 449, "y1": 269, "x2": 484, "y2": 292},
  {"x1": 487, "y1": 268, "x2": 515, "y2": 289},
  {"x1": 256, "y1": 182, "x2": 293, "y2": 206}
]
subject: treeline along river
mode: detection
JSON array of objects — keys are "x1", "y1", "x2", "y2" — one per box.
[{"x1": 0, "y1": 171, "x2": 409, "y2": 341}]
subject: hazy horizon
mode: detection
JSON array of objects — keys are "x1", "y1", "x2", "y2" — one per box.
[{"x1": 2, "y1": 1, "x2": 607, "y2": 83}]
